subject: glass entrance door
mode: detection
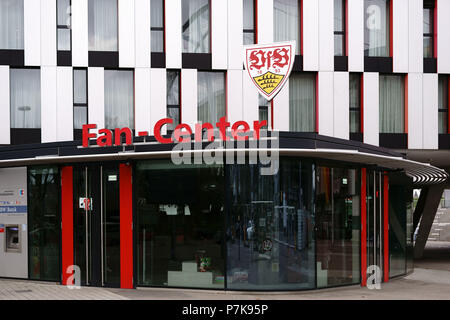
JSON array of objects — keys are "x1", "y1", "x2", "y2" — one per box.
[
  {"x1": 73, "y1": 164, "x2": 121, "y2": 287},
  {"x1": 366, "y1": 171, "x2": 384, "y2": 281}
]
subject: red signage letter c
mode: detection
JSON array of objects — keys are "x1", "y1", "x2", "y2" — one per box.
[{"x1": 154, "y1": 118, "x2": 174, "y2": 144}]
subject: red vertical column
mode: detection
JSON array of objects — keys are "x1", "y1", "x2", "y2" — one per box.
[
  {"x1": 61, "y1": 166, "x2": 74, "y2": 285},
  {"x1": 120, "y1": 163, "x2": 133, "y2": 289},
  {"x1": 361, "y1": 168, "x2": 367, "y2": 286},
  {"x1": 384, "y1": 174, "x2": 389, "y2": 282}
]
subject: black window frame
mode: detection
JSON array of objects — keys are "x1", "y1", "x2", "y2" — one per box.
[
  {"x1": 349, "y1": 73, "x2": 362, "y2": 135},
  {"x1": 73, "y1": 68, "x2": 88, "y2": 135},
  {"x1": 423, "y1": 0, "x2": 435, "y2": 59},
  {"x1": 243, "y1": 0, "x2": 257, "y2": 45},
  {"x1": 334, "y1": 0, "x2": 346, "y2": 57},
  {"x1": 151, "y1": 0, "x2": 166, "y2": 53},
  {"x1": 57, "y1": 0, "x2": 72, "y2": 52},
  {"x1": 438, "y1": 75, "x2": 449, "y2": 135},
  {"x1": 166, "y1": 69, "x2": 181, "y2": 134}
]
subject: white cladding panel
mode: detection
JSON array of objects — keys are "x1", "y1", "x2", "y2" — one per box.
[
  {"x1": 119, "y1": 0, "x2": 136, "y2": 68},
  {"x1": 318, "y1": 0, "x2": 334, "y2": 71},
  {"x1": 408, "y1": 73, "x2": 423, "y2": 149},
  {"x1": 88, "y1": 68, "x2": 105, "y2": 133},
  {"x1": 437, "y1": 0, "x2": 450, "y2": 73},
  {"x1": 333, "y1": 72, "x2": 349, "y2": 140},
  {"x1": 165, "y1": 0, "x2": 182, "y2": 69},
  {"x1": 393, "y1": 0, "x2": 409, "y2": 73},
  {"x1": 181, "y1": 69, "x2": 198, "y2": 128},
  {"x1": 423, "y1": 74, "x2": 438, "y2": 149},
  {"x1": 348, "y1": 0, "x2": 364, "y2": 72},
  {"x1": 257, "y1": 0, "x2": 274, "y2": 44},
  {"x1": 0, "y1": 66, "x2": 10, "y2": 145},
  {"x1": 408, "y1": 0, "x2": 423, "y2": 73},
  {"x1": 135, "y1": 68, "x2": 152, "y2": 135},
  {"x1": 228, "y1": 0, "x2": 244, "y2": 70},
  {"x1": 135, "y1": 0, "x2": 151, "y2": 68},
  {"x1": 318, "y1": 72, "x2": 334, "y2": 137},
  {"x1": 24, "y1": 0, "x2": 41, "y2": 66},
  {"x1": 227, "y1": 70, "x2": 244, "y2": 124},
  {"x1": 273, "y1": 83, "x2": 289, "y2": 131},
  {"x1": 40, "y1": 0, "x2": 57, "y2": 66},
  {"x1": 303, "y1": 0, "x2": 319, "y2": 71},
  {"x1": 211, "y1": 0, "x2": 228, "y2": 69},
  {"x1": 242, "y1": 72, "x2": 259, "y2": 126},
  {"x1": 150, "y1": 69, "x2": 167, "y2": 135},
  {"x1": 56, "y1": 67, "x2": 74, "y2": 142},
  {"x1": 41, "y1": 67, "x2": 57, "y2": 143},
  {"x1": 363, "y1": 73, "x2": 379, "y2": 146},
  {"x1": 72, "y1": 0, "x2": 89, "y2": 67}
]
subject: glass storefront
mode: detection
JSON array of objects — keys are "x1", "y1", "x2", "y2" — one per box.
[{"x1": 28, "y1": 166, "x2": 60, "y2": 281}]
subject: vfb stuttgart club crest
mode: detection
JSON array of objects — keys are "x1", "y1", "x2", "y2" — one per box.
[{"x1": 244, "y1": 41, "x2": 295, "y2": 101}]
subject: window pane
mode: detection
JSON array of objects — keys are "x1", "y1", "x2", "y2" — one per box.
[
  {"x1": 289, "y1": 73, "x2": 316, "y2": 132},
  {"x1": 151, "y1": 30, "x2": 164, "y2": 52},
  {"x1": 57, "y1": 0, "x2": 71, "y2": 26},
  {"x1": 334, "y1": 0, "x2": 344, "y2": 32},
  {"x1": 334, "y1": 34, "x2": 344, "y2": 56},
  {"x1": 104, "y1": 70, "x2": 134, "y2": 129},
  {"x1": 274, "y1": 0, "x2": 300, "y2": 54},
  {"x1": 73, "y1": 69, "x2": 87, "y2": 104},
  {"x1": 349, "y1": 74, "x2": 361, "y2": 133},
  {"x1": 58, "y1": 28, "x2": 71, "y2": 51},
  {"x1": 74, "y1": 106, "x2": 88, "y2": 130},
  {"x1": 243, "y1": 0, "x2": 254, "y2": 30},
  {"x1": 0, "y1": 0, "x2": 24, "y2": 49},
  {"x1": 243, "y1": 32, "x2": 255, "y2": 46},
  {"x1": 167, "y1": 71, "x2": 180, "y2": 105},
  {"x1": 151, "y1": 0, "x2": 164, "y2": 28},
  {"x1": 423, "y1": 37, "x2": 433, "y2": 59},
  {"x1": 167, "y1": 107, "x2": 180, "y2": 132},
  {"x1": 423, "y1": 8, "x2": 432, "y2": 34},
  {"x1": 28, "y1": 167, "x2": 60, "y2": 281},
  {"x1": 182, "y1": 0, "x2": 210, "y2": 53},
  {"x1": 438, "y1": 76, "x2": 448, "y2": 134},
  {"x1": 379, "y1": 75, "x2": 404, "y2": 133},
  {"x1": 259, "y1": 107, "x2": 268, "y2": 127},
  {"x1": 10, "y1": 69, "x2": 41, "y2": 129},
  {"x1": 439, "y1": 112, "x2": 448, "y2": 135},
  {"x1": 198, "y1": 72, "x2": 226, "y2": 124},
  {"x1": 88, "y1": 0, "x2": 118, "y2": 51},
  {"x1": 135, "y1": 160, "x2": 225, "y2": 289},
  {"x1": 364, "y1": 0, "x2": 389, "y2": 57}
]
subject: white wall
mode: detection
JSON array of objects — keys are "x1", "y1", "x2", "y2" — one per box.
[
  {"x1": 318, "y1": 72, "x2": 334, "y2": 137},
  {"x1": 56, "y1": 67, "x2": 74, "y2": 142},
  {"x1": 181, "y1": 69, "x2": 198, "y2": 128},
  {"x1": 135, "y1": 0, "x2": 151, "y2": 68},
  {"x1": 72, "y1": 0, "x2": 89, "y2": 67},
  {"x1": 40, "y1": 0, "x2": 56, "y2": 66},
  {"x1": 408, "y1": 73, "x2": 423, "y2": 149},
  {"x1": 408, "y1": 0, "x2": 423, "y2": 73},
  {"x1": 150, "y1": 69, "x2": 167, "y2": 135},
  {"x1": 393, "y1": 0, "x2": 409, "y2": 73},
  {"x1": 257, "y1": 0, "x2": 274, "y2": 44},
  {"x1": 334, "y1": 72, "x2": 350, "y2": 140},
  {"x1": 135, "y1": 68, "x2": 152, "y2": 135},
  {"x1": 211, "y1": 0, "x2": 228, "y2": 69},
  {"x1": 88, "y1": 68, "x2": 105, "y2": 134},
  {"x1": 437, "y1": 0, "x2": 450, "y2": 73},
  {"x1": 348, "y1": 0, "x2": 364, "y2": 72},
  {"x1": 228, "y1": 0, "x2": 243, "y2": 70},
  {"x1": 0, "y1": 66, "x2": 10, "y2": 145},
  {"x1": 318, "y1": 0, "x2": 334, "y2": 71},
  {"x1": 119, "y1": 0, "x2": 136, "y2": 68},
  {"x1": 363, "y1": 73, "x2": 379, "y2": 146},
  {"x1": 227, "y1": 70, "x2": 243, "y2": 124},
  {"x1": 24, "y1": 0, "x2": 41, "y2": 66},
  {"x1": 165, "y1": 0, "x2": 182, "y2": 69},
  {"x1": 41, "y1": 67, "x2": 58, "y2": 143},
  {"x1": 303, "y1": 0, "x2": 319, "y2": 71},
  {"x1": 423, "y1": 74, "x2": 438, "y2": 149}
]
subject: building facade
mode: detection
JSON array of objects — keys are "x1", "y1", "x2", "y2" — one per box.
[{"x1": 0, "y1": 0, "x2": 449, "y2": 290}]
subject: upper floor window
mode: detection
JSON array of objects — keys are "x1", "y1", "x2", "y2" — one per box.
[
  {"x1": 10, "y1": 68, "x2": 41, "y2": 129},
  {"x1": 167, "y1": 70, "x2": 181, "y2": 133},
  {"x1": 88, "y1": 0, "x2": 118, "y2": 52},
  {"x1": 258, "y1": 95, "x2": 271, "y2": 130},
  {"x1": 182, "y1": 0, "x2": 210, "y2": 53},
  {"x1": 57, "y1": 0, "x2": 72, "y2": 51},
  {"x1": 274, "y1": 0, "x2": 300, "y2": 55},
  {"x1": 289, "y1": 73, "x2": 316, "y2": 132},
  {"x1": 151, "y1": 0, "x2": 164, "y2": 52},
  {"x1": 423, "y1": 0, "x2": 435, "y2": 59},
  {"x1": 243, "y1": 0, "x2": 256, "y2": 45},
  {"x1": 104, "y1": 70, "x2": 134, "y2": 129},
  {"x1": 438, "y1": 76, "x2": 449, "y2": 134},
  {"x1": 0, "y1": 0, "x2": 24, "y2": 50},
  {"x1": 364, "y1": 0, "x2": 390, "y2": 57},
  {"x1": 349, "y1": 73, "x2": 361, "y2": 133},
  {"x1": 379, "y1": 74, "x2": 404, "y2": 133},
  {"x1": 334, "y1": 0, "x2": 346, "y2": 56},
  {"x1": 73, "y1": 69, "x2": 88, "y2": 130},
  {"x1": 198, "y1": 72, "x2": 226, "y2": 124}
]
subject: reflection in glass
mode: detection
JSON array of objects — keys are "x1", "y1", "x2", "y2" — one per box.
[
  {"x1": 349, "y1": 73, "x2": 361, "y2": 133},
  {"x1": 438, "y1": 76, "x2": 448, "y2": 134},
  {"x1": 334, "y1": 0, "x2": 345, "y2": 56},
  {"x1": 74, "y1": 106, "x2": 88, "y2": 130},
  {"x1": 28, "y1": 167, "x2": 60, "y2": 281},
  {"x1": 226, "y1": 159, "x2": 315, "y2": 290},
  {"x1": 423, "y1": 8, "x2": 433, "y2": 58},
  {"x1": 151, "y1": 0, "x2": 164, "y2": 52},
  {"x1": 182, "y1": 0, "x2": 210, "y2": 53},
  {"x1": 243, "y1": 0, "x2": 255, "y2": 45},
  {"x1": 88, "y1": 0, "x2": 118, "y2": 51},
  {"x1": 136, "y1": 161, "x2": 225, "y2": 289}
]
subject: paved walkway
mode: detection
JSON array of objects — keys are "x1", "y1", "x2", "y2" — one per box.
[{"x1": 1, "y1": 241, "x2": 449, "y2": 300}]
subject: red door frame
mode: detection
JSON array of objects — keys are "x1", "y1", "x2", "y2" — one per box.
[
  {"x1": 61, "y1": 166, "x2": 74, "y2": 286},
  {"x1": 361, "y1": 168, "x2": 367, "y2": 286}
]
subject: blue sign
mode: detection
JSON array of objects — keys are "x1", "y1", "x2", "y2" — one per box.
[{"x1": 0, "y1": 206, "x2": 27, "y2": 214}]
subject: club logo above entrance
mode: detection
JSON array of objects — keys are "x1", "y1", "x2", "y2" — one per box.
[{"x1": 244, "y1": 41, "x2": 296, "y2": 101}]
